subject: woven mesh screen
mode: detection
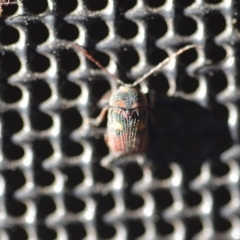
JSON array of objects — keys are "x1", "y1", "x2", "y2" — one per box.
[{"x1": 0, "y1": 0, "x2": 240, "y2": 239}]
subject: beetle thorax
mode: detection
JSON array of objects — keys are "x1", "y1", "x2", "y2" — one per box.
[{"x1": 109, "y1": 86, "x2": 147, "y2": 109}]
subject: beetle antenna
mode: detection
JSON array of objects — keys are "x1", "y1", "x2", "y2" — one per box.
[
  {"x1": 71, "y1": 43, "x2": 125, "y2": 86},
  {"x1": 132, "y1": 44, "x2": 199, "y2": 87}
]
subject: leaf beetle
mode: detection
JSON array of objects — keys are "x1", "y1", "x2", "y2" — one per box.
[{"x1": 71, "y1": 44, "x2": 198, "y2": 164}]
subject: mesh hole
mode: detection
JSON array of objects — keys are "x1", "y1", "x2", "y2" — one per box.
[
  {"x1": 154, "y1": 165, "x2": 172, "y2": 180},
  {"x1": 84, "y1": 0, "x2": 108, "y2": 11},
  {"x1": 30, "y1": 80, "x2": 51, "y2": 103},
  {"x1": 1, "y1": 1, "x2": 18, "y2": 16},
  {"x1": 178, "y1": 75, "x2": 199, "y2": 94},
  {"x1": 176, "y1": 16, "x2": 197, "y2": 36},
  {"x1": 128, "y1": 220, "x2": 145, "y2": 239},
  {"x1": 4, "y1": 169, "x2": 25, "y2": 193},
  {"x1": 214, "y1": 215, "x2": 231, "y2": 232},
  {"x1": 87, "y1": 50, "x2": 110, "y2": 69},
  {"x1": 93, "y1": 165, "x2": 114, "y2": 183},
  {"x1": 56, "y1": 0, "x2": 78, "y2": 13},
  {"x1": 117, "y1": 19, "x2": 138, "y2": 40},
  {"x1": 213, "y1": 186, "x2": 231, "y2": 206},
  {"x1": 147, "y1": 16, "x2": 167, "y2": 39},
  {"x1": 1, "y1": 84, "x2": 22, "y2": 103},
  {"x1": 8, "y1": 226, "x2": 28, "y2": 240},
  {"x1": 62, "y1": 139, "x2": 84, "y2": 157},
  {"x1": 88, "y1": 19, "x2": 109, "y2": 41},
  {"x1": 124, "y1": 164, "x2": 143, "y2": 183},
  {"x1": 67, "y1": 223, "x2": 86, "y2": 239},
  {"x1": 97, "y1": 194, "x2": 115, "y2": 214},
  {"x1": 185, "y1": 218, "x2": 203, "y2": 239},
  {"x1": 61, "y1": 108, "x2": 82, "y2": 133},
  {"x1": 38, "y1": 196, "x2": 56, "y2": 219},
  {"x1": 154, "y1": 190, "x2": 173, "y2": 210},
  {"x1": 184, "y1": 165, "x2": 201, "y2": 182},
  {"x1": 65, "y1": 195, "x2": 86, "y2": 213},
  {"x1": 204, "y1": 0, "x2": 222, "y2": 4},
  {"x1": 178, "y1": 46, "x2": 198, "y2": 65},
  {"x1": 59, "y1": 81, "x2": 81, "y2": 100},
  {"x1": 58, "y1": 22, "x2": 79, "y2": 41},
  {"x1": 184, "y1": 190, "x2": 202, "y2": 206},
  {"x1": 59, "y1": 49, "x2": 80, "y2": 73},
  {"x1": 148, "y1": 73, "x2": 169, "y2": 96},
  {"x1": 0, "y1": 52, "x2": 21, "y2": 76},
  {"x1": 118, "y1": 46, "x2": 139, "y2": 71},
  {"x1": 26, "y1": 0, "x2": 48, "y2": 14},
  {"x1": 117, "y1": 0, "x2": 137, "y2": 11},
  {"x1": 148, "y1": 47, "x2": 168, "y2": 66},
  {"x1": 29, "y1": 53, "x2": 50, "y2": 73},
  {"x1": 28, "y1": 21, "x2": 49, "y2": 45},
  {"x1": 207, "y1": 70, "x2": 228, "y2": 94},
  {"x1": 126, "y1": 194, "x2": 144, "y2": 210},
  {"x1": 90, "y1": 78, "x2": 111, "y2": 102},
  {"x1": 62, "y1": 167, "x2": 84, "y2": 189},
  {"x1": 33, "y1": 140, "x2": 54, "y2": 161},
  {"x1": 205, "y1": 44, "x2": 226, "y2": 62},
  {"x1": 205, "y1": 12, "x2": 226, "y2": 36},
  {"x1": 156, "y1": 219, "x2": 174, "y2": 235},
  {"x1": 31, "y1": 111, "x2": 53, "y2": 131},
  {"x1": 2, "y1": 111, "x2": 23, "y2": 134},
  {"x1": 176, "y1": 0, "x2": 195, "y2": 7},
  {"x1": 146, "y1": 0, "x2": 166, "y2": 8},
  {"x1": 97, "y1": 221, "x2": 116, "y2": 239},
  {"x1": 35, "y1": 169, "x2": 55, "y2": 187},
  {"x1": 0, "y1": 25, "x2": 19, "y2": 45},
  {"x1": 6, "y1": 199, "x2": 26, "y2": 216},
  {"x1": 211, "y1": 162, "x2": 230, "y2": 176},
  {"x1": 3, "y1": 140, "x2": 24, "y2": 160},
  {"x1": 92, "y1": 138, "x2": 108, "y2": 158},
  {"x1": 37, "y1": 226, "x2": 57, "y2": 240}
]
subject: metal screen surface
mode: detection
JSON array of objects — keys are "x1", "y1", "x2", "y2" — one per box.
[{"x1": 0, "y1": 0, "x2": 240, "y2": 239}]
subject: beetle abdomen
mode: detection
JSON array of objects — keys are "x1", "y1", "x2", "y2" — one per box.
[{"x1": 105, "y1": 107, "x2": 148, "y2": 153}]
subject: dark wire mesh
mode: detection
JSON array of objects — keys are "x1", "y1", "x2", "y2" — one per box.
[{"x1": 0, "y1": 0, "x2": 240, "y2": 239}]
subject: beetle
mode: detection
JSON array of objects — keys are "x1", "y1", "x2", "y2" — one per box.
[{"x1": 71, "y1": 44, "x2": 198, "y2": 164}]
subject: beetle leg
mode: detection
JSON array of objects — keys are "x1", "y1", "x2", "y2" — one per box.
[{"x1": 88, "y1": 106, "x2": 108, "y2": 126}]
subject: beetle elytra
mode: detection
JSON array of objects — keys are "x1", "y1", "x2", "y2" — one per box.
[{"x1": 71, "y1": 44, "x2": 198, "y2": 162}]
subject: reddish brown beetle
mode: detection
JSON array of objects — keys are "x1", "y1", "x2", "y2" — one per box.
[{"x1": 72, "y1": 44, "x2": 198, "y2": 163}]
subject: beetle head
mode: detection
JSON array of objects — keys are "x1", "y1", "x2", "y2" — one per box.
[{"x1": 109, "y1": 86, "x2": 148, "y2": 109}]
